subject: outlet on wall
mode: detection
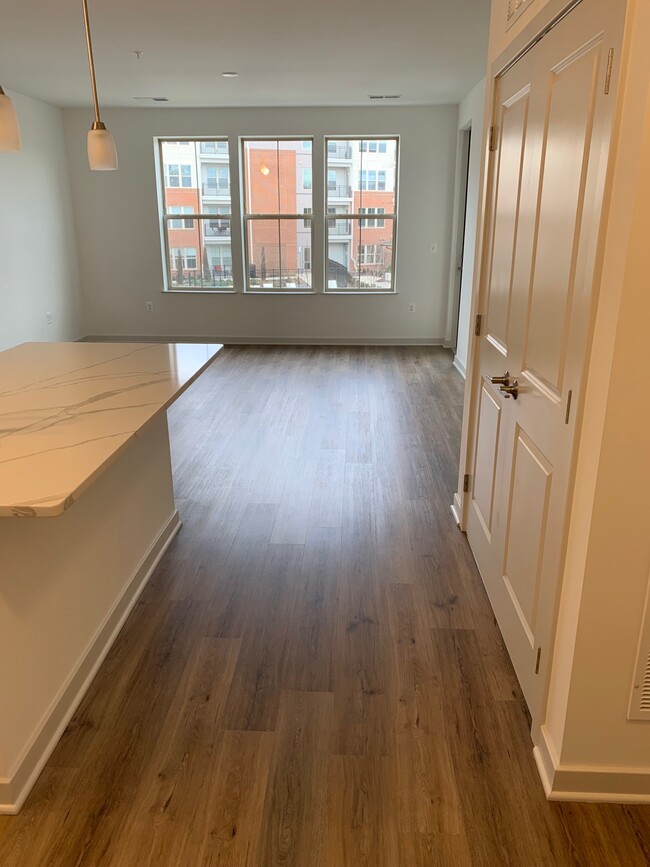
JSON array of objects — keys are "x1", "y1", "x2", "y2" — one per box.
[
  {"x1": 145, "y1": 301, "x2": 154, "y2": 312},
  {"x1": 408, "y1": 303, "x2": 416, "y2": 314},
  {"x1": 45, "y1": 312, "x2": 54, "y2": 326}
]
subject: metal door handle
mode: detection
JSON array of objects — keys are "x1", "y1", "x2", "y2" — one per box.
[
  {"x1": 499, "y1": 379, "x2": 519, "y2": 400},
  {"x1": 489, "y1": 371, "x2": 510, "y2": 385}
]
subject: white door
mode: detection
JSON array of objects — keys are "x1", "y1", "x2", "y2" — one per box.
[{"x1": 466, "y1": 0, "x2": 622, "y2": 720}]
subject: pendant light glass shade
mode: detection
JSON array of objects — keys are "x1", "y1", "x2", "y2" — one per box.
[
  {"x1": 87, "y1": 121, "x2": 118, "y2": 170},
  {"x1": 82, "y1": 0, "x2": 117, "y2": 171},
  {"x1": 0, "y1": 87, "x2": 21, "y2": 152}
]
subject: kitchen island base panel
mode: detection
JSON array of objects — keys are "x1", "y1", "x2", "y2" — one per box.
[{"x1": 0, "y1": 412, "x2": 180, "y2": 814}]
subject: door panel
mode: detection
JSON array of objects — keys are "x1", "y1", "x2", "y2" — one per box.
[
  {"x1": 486, "y1": 89, "x2": 531, "y2": 352},
  {"x1": 523, "y1": 44, "x2": 603, "y2": 393},
  {"x1": 466, "y1": 0, "x2": 621, "y2": 720},
  {"x1": 472, "y1": 382, "x2": 502, "y2": 537},
  {"x1": 502, "y1": 428, "x2": 553, "y2": 645}
]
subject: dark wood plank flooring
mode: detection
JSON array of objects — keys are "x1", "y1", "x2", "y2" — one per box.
[{"x1": 0, "y1": 346, "x2": 648, "y2": 866}]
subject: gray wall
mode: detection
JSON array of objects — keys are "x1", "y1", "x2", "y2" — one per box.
[
  {"x1": 0, "y1": 92, "x2": 82, "y2": 351},
  {"x1": 63, "y1": 105, "x2": 458, "y2": 343}
]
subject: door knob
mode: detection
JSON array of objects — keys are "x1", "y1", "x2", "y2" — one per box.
[
  {"x1": 489, "y1": 371, "x2": 510, "y2": 385},
  {"x1": 499, "y1": 379, "x2": 519, "y2": 400}
]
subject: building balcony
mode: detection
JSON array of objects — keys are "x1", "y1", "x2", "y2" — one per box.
[
  {"x1": 204, "y1": 222, "x2": 231, "y2": 238},
  {"x1": 328, "y1": 220, "x2": 351, "y2": 236},
  {"x1": 199, "y1": 142, "x2": 229, "y2": 157},
  {"x1": 327, "y1": 144, "x2": 352, "y2": 161},
  {"x1": 202, "y1": 183, "x2": 231, "y2": 197},
  {"x1": 327, "y1": 184, "x2": 352, "y2": 198}
]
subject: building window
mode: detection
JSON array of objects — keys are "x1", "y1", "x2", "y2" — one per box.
[
  {"x1": 360, "y1": 141, "x2": 387, "y2": 153},
  {"x1": 326, "y1": 138, "x2": 398, "y2": 292},
  {"x1": 169, "y1": 247, "x2": 198, "y2": 270},
  {"x1": 242, "y1": 138, "x2": 314, "y2": 291},
  {"x1": 159, "y1": 139, "x2": 233, "y2": 290},
  {"x1": 302, "y1": 140, "x2": 312, "y2": 151},
  {"x1": 168, "y1": 205, "x2": 195, "y2": 229},
  {"x1": 165, "y1": 163, "x2": 193, "y2": 187},
  {"x1": 359, "y1": 207, "x2": 385, "y2": 228}
]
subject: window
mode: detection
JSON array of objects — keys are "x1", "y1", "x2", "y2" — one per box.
[
  {"x1": 302, "y1": 140, "x2": 312, "y2": 151},
  {"x1": 360, "y1": 244, "x2": 380, "y2": 264},
  {"x1": 360, "y1": 140, "x2": 387, "y2": 153},
  {"x1": 159, "y1": 139, "x2": 233, "y2": 290},
  {"x1": 326, "y1": 138, "x2": 398, "y2": 291},
  {"x1": 242, "y1": 139, "x2": 313, "y2": 291},
  {"x1": 169, "y1": 205, "x2": 194, "y2": 229},
  {"x1": 170, "y1": 247, "x2": 198, "y2": 270},
  {"x1": 165, "y1": 163, "x2": 192, "y2": 187},
  {"x1": 203, "y1": 165, "x2": 229, "y2": 196},
  {"x1": 359, "y1": 207, "x2": 385, "y2": 228}
]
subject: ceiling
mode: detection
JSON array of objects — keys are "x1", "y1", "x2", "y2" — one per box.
[{"x1": 0, "y1": 0, "x2": 490, "y2": 108}]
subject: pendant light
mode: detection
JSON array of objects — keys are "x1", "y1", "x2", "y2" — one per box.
[
  {"x1": 82, "y1": 0, "x2": 118, "y2": 170},
  {"x1": 0, "y1": 85, "x2": 21, "y2": 152}
]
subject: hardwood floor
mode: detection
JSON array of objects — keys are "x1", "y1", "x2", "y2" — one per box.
[{"x1": 1, "y1": 345, "x2": 648, "y2": 866}]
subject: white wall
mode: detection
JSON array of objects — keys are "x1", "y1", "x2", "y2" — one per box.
[
  {"x1": 0, "y1": 92, "x2": 82, "y2": 351},
  {"x1": 540, "y1": 0, "x2": 650, "y2": 792},
  {"x1": 449, "y1": 79, "x2": 486, "y2": 377},
  {"x1": 62, "y1": 105, "x2": 458, "y2": 343}
]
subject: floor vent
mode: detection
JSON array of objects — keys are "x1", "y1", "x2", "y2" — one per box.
[{"x1": 629, "y1": 580, "x2": 650, "y2": 720}]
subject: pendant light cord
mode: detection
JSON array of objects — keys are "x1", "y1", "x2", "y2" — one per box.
[{"x1": 82, "y1": 0, "x2": 101, "y2": 125}]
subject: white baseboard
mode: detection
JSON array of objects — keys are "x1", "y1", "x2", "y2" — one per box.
[
  {"x1": 533, "y1": 725, "x2": 650, "y2": 804},
  {"x1": 452, "y1": 354, "x2": 466, "y2": 378},
  {"x1": 82, "y1": 334, "x2": 446, "y2": 347},
  {"x1": 0, "y1": 510, "x2": 181, "y2": 815},
  {"x1": 451, "y1": 492, "x2": 463, "y2": 527}
]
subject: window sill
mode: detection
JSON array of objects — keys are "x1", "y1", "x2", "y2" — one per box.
[{"x1": 163, "y1": 288, "x2": 237, "y2": 295}]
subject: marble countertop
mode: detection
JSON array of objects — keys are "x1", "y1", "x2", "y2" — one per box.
[{"x1": 0, "y1": 342, "x2": 222, "y2": 517}]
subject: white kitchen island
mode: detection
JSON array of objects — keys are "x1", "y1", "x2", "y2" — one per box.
[{"x1": 0, "y1": 341, "x2": 222, "y2": 813}]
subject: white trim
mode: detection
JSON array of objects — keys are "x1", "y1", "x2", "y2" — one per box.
[
  {"x1": 82, "y1": 334, "x2": 447, "y2": 346},
  {"x1": 453, "y1": 355, "x2": 467, "y2": 378},
  {"x1": 0, "y1": 510, "x2": 181, "y2": 815},
  {"x1": 533, "y1": 725, "x2": 650, "y2": 803},
  {"x1": 451, "y1": 492, "x2": 463, "y2": 527}
]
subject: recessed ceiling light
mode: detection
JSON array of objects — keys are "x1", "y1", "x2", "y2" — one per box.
[{"x1": 222, "y1": 72, "x2": 239, "y2": 78}]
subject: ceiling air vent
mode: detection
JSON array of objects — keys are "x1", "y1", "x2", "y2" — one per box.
[
  {"x1": 368, "y1": 95, "x2": 402, "y2": 101},
  {"x1": 629, "y1": 577, "x2": 650, "y2": 721},
  {"x1": 507, "y1": 0, "x2": 535, "y2": 28}
]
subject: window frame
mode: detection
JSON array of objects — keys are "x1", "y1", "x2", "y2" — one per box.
[
  {"x1": 324, "y1": 135, "x2": 400, "y2": 294},
  {"x1": 240, "y1": 136, "x2": 315, "y2": 294},
  {"x1": 157, "y1": 137, "x2": 235, "y2": 293}
]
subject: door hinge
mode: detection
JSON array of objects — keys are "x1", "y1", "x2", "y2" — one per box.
[
  {"x1": 605, "y1": 48, "x2": 614, "y2": 94},
  {"x1": 535, "y1": 647, "x2": 542, "y2": 674},
  {"x1": 475, "y1": 314, "x2": 483, "y2": 336},
  {"x1": 463, "y1": 473, "x2": 470, "y2": 493},
  {"x1": 489, "y1": 125, "x2": 497, "y2": 152}
]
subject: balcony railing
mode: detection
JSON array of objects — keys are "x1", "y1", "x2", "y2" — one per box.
[
  {"x1": 202, "y1": 182, "x2": 230, "y2": 196},
  {"x1": 204, "y1": 221, "x2": 231, "y2": 237},
  {"x1": 328, "y1": 220, "x2": 351, "y2": 235},
  {"x1": 327, "y1": 144, "x2": 352, "y2": 160},
  {"x1": 327, "y1": 184, "x2": 352, "y2": 197},
  {"x1": 200, "y1": 142, "x2": 228, "y2": 155}
]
